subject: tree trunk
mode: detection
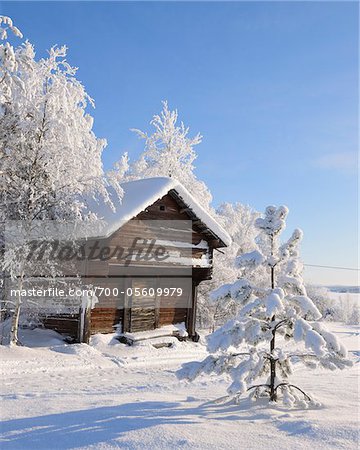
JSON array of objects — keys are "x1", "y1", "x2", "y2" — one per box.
[
  {"x1": 269, "y1": 325, "x2": 277, "y2": 401},
  {"x1": 10, "y1": 272, "x2": 24, "y2": 346},
  {"x1": 10, "y1": 298, "x2": 21, "y2": 345},
  {"x1": 269, "y1": 263, "x2": 277, "y2": 401}
]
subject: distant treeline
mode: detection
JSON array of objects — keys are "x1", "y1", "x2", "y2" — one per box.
[{"x1": 327, "y1": 286, "x2": 360, "y2": 294}]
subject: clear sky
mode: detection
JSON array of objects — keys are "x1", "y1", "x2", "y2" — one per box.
[{"x1": 1, "y1": 1, "x2": 358, "y2": 286}]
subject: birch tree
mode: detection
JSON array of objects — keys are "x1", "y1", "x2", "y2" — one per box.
[
  {"x1": 128, "y1": 101, "x2": 213, "y2": 209},
  {"x1": 0, "y1": 17, "x2": 126, "y2": 344}
]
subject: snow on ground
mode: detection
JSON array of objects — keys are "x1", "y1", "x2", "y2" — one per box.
[{"x1": 0, "y1": 323, "x2": 359, "y2": 450}]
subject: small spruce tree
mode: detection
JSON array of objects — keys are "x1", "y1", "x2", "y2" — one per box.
[{"x1": 178, "y1": 205, "x2": 352, "y2": 407}]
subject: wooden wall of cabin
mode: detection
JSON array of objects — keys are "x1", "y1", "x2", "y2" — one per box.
[
  {"x1": 42, "y1": 313, "x2": 80, "y2": 341},
  {"x1": 81, "y1": 194, "x2": 213, "y2": 278},
  {"x1": 87, "y1": 275, "x2": 193, "y2": 336},
  {"x1": 126, "y1": 276, "x2": 192, "y2": 333},
  {"x1": 85, "y1": 277, "x2": 125, "y2": 335}
]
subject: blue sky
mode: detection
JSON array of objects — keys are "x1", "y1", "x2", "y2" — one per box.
[{"x1": 1, "y1": 1, "x2": 358, "y2": 285}]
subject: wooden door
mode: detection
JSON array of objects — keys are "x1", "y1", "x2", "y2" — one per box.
[{"x1": 129, "y1": 278, "x2": 158, "y2": 332}]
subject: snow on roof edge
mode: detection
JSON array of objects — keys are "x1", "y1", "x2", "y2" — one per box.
[
  {"x1": 89, "y1": 177, "x2": 231, "y2": 247},
  {"x1": 168, "y1": 181, "x2": 232, "y2": 247}
]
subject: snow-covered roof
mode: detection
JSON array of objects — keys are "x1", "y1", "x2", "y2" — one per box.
[{"x1": 86, "y1": 177, "x2": 231, "y2": 246}]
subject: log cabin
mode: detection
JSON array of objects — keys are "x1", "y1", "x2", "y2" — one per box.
[{"x1": 41, "y1": 177, "x2": 231, "y2": 343}]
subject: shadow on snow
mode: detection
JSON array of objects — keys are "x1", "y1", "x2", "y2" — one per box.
[
  {"x1": 0, "y1": 396, "x2": 329, "y2": 449},
  {"x1": 0, "y1": 398, "x2": 286, "y2": 449}
]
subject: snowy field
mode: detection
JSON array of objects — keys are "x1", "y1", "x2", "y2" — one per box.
[{"x1": 0, "y1": 321, "x2": 359, "y2": 450}]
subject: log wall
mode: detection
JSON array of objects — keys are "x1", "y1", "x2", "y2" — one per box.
[
  {"x1": 42, "y1": 314, "x2": 80, "y2": 341},
  {"x1": 90, "y1": 308, "x2": 122, "y2": 334}
]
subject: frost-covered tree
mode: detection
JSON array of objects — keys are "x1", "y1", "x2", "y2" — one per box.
[
  {"x1": 179, "y1": 206, "x2": 352, "y2": 407},
  {"x1": 197, "y1": 202, "x2": 263, "y2": 329},
  {"x1": 304, "y1": 286, "x2": 360, "y2": 324},
  {"x1": 347, "y1": 305, "x2": 360, "y2": 325},
  {"x1": 305, "y1": 285, "x2": 339, "y2": 321},
  {"x1": 127, "y1": 101, "x2": 213, "y2": 209},
  {"x1": 0, "y1": 17, "x2": 126, "y2": 344}
]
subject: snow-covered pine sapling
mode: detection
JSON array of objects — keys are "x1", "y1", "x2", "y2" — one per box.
[{"x1": 178, "y1": 206, "x2": 352, "y2": 407}]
